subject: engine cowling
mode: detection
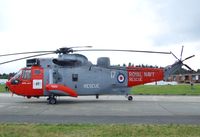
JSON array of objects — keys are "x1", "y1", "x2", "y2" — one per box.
[
  {"x1": 97, "y1": 57, "x2": 110, "y2": 67},
  {"x1": 52, "y1": 54, "x2": 88, "y2": 66}
]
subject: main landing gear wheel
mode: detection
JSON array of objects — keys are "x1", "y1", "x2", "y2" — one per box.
[
  {"x1": 128, "y1": 96, "x2": 133, "y2": 101},
  {"x1": 96, "y1": 94, "x2": 99, "y2": 99},
  {"x1": 48, "y1": 96, "x2": 57, "y2": 104}
]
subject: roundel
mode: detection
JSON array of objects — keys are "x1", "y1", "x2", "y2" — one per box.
[{"x1": 117, "y1": 73, "x2": 125, "y2": 83}]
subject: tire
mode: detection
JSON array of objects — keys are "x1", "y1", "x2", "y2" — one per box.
[
  {"x1": 128, "y1": 96, "x2": 133, "y2": 101},
  {"x1": 49, "y1": 97, "x2": 57, "y2": 104}
]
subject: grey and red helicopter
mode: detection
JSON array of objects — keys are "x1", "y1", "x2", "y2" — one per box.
[{"x1": 0, "y1": 46, "x2": 194, "y2": 104}]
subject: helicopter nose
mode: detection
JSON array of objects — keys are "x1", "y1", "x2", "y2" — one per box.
[
  {"x1": 6, "y1": 80, "x2": 11, "y2": 91},
  {"x1": 6, "y1": 80, "x2": 10, "y2": 87}
]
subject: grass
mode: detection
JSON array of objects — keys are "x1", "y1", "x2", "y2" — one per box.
[
  {"x1": 131, "y1": 84, "x2": 200, "y2": 95},
  {"x1": 0, "y1": 84, "x2": 6, "y2": 92},
  {"x1": 0, "y1": 124, "x2": 200, "y2": 137}
]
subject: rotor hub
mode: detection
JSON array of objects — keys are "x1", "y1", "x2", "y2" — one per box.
[{"x1": 55, "y1": 48, "x2": 73, "y2": 54}]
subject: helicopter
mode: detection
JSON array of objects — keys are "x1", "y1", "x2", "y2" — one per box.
[{"x1": 0, "y1": 46, "x2": 195, "y2": 104}]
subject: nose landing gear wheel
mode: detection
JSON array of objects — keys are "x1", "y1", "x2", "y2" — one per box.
[{"x1": 48, "y1": 96, "x2": 57, "y2": 104}]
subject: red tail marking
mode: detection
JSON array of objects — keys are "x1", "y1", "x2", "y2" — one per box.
[
  {"x1": 127, "y1": 67, "x2": 164, "y2": 87},
  {"x1": 46, "y1": 84, "x2": 78, "y2": 97}
]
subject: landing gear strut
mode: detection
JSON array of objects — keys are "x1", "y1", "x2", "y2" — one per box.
[{"x1": 48, "y1": 95, "x2": 57, "y2": 104}]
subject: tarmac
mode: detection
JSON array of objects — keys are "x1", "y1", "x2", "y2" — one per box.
[{"x1": 0, "y1": 93, "x2": 200, "y2": 124}]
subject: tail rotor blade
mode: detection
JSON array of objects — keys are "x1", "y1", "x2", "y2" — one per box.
[
  {"x1": 183, "y1": 64, "x2": 193, "y2": 71},
  {"x1": 170, "y1": 51, "x2": 180, "y2": 60},
  {"x1": 180, "y1": 45, "x2": 184, "y2": 60},
  {"x1": 182, "y1": 55, "x2": 195, "y2": 62}
]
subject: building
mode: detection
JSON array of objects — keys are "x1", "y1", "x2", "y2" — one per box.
[{"x1": 168, "y1": 73, "x2": 200, "y2": 83}]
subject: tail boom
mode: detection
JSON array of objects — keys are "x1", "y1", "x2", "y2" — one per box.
[{"x1": 127, "y1": 67, "x2": 164, "y2": 87}]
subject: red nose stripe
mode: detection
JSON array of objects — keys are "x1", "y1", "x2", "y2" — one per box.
[{"x1": 46, "y1": 84, "x2": 78, "y2": 97}]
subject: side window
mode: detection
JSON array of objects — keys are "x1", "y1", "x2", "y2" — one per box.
[
  {"x1": 22, "y1": 70, "x2": 31, "y2": 80},
  {"x1": 34, "y1": 70, "x2": 41, "y2": 75},
  {"x1": 72, "y1": 74, "x2": 78, "y2": 82}
]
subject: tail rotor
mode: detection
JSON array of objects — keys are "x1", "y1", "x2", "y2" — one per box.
[{"x1": 170, "y1": 46, "x2": 195, "y2": 71}]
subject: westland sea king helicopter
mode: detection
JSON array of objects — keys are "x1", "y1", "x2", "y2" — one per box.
[{"x1": 0, "y1": 46, "x2": 194, "y2": 104}]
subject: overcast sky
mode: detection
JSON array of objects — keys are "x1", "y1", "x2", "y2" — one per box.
[{"x1": 0, "y1": 0, "x2": 200, "y2": 73}]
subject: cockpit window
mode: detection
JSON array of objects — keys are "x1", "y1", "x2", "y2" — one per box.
[
  {"x1": 22, "y1": 69, "x2": 31, "y2": 79},
  {"x1": 13, "y1": 70, "x2": 22, "y2": 79},
  {"x1": 34, "y1": 70, "x2": 41, "y2": 75}
]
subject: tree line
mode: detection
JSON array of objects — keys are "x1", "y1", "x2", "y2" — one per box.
[{"x1": 0, "y1": 73, "x2": 16, "y2": 79}]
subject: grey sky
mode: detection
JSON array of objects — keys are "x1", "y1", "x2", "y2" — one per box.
[
  {"x1": 0, "y1": 0, "x2": 9, "y2": 32},
  {"x1": 0, "y1": 0, "x2": 199, "y2": 73},
  {"x1": 146, "y1": 0, "x2": 200, "y2": 45}
]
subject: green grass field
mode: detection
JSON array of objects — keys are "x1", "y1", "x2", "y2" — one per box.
[
  {"x1": 0, "y1": 84, "x2": 7, "y2": 92},
  {"x1": 0, "y1": 84, "x2": 6, "y2": 92},
  {"x1": 131, "y1": 84, "x2": 200, "y2": 95},
  {"x1": 0, "y1": 124, "x2": 200, "y2": 137}
]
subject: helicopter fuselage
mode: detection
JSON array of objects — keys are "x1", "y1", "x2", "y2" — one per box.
[
  {"x1": 6, "y1": 54, "x2": 164, "y2": 99},
  {"x1": 2, "y1": 47, "x2": 193, "y2": 104}
]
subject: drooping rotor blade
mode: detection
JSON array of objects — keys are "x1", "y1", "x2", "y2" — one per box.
[
  {"x1": 0, "y1": 47, "x2": 92, "y2": 57},
  {"x1": 182, "y1": 55, "x2": 195, "y2": 62},
  {"x1": 0, "y1": 51, "x2": 54, "y2": 57},
  {"x1": 74, "y1": 49, "x2": 171, "y2": 54},
  {"x1": 180, "y1": 45, "x2": 184, "y2": 60},
  {"x1": 68, "y1": 46, "x2": 93, "y2": 49},
  {"x1": 0, "y1": 53, "x2": 53, "y2": 65}
]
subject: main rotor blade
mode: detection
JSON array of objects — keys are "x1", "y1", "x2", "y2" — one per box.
[
  {"x1": 0, "y1": 47, "x2": 92, "y2": 57},
  {"x1": 68, "y1": 46, "x2": 93, "y2": 49},
  {"x1": 74, "y1": 49, "x2": 171, "y2": 54},
  {"x1": 0, "y1": 51, "x2": 54, "y2": 57},
  {"x1": 0, "y1": 53, "x2": 53, "y2": 65},
  {"x1": 182, "y1": 55, "x2": 195, "y2": 62}
]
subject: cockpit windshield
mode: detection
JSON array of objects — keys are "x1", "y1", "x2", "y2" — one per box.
[
  {"x1": 12, "y1": 70, "x2": 22, "y2": 79},
  {"x1": 11, "y1": 69, "x2": 31, "y2": 80}
]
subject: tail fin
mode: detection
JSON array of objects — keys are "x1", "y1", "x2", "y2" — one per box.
[
  {"x1": 164, "y1": 61, "x2": 183, "y2": 81},
  {"x1": 164, "y1": 47, "x2": 195, "y2": 81}
]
